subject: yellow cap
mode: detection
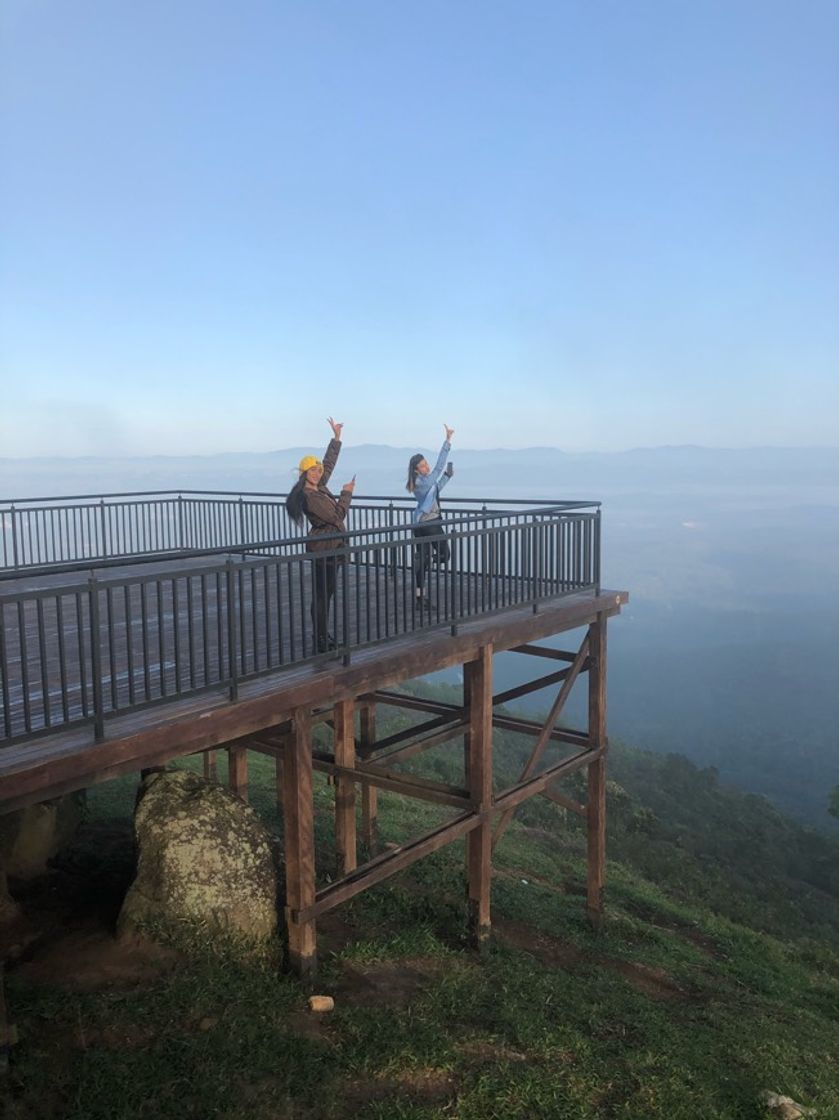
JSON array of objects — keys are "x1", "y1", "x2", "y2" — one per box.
[{"x1": 298, "y1": 455, "x2": 323, "y2": 473}]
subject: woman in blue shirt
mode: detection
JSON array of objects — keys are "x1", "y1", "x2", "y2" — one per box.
[{"x1": 406, "y1": 424, "x2": 454, "y2": 607}]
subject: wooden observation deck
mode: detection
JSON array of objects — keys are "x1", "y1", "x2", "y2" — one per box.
[{"x1": 0, "y1": 490, "x2": 627, "y2": 974}]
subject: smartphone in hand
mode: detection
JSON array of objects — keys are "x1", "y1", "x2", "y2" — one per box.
[{"x1": 445, "y1": 462, "x2": 454, "y2": 478}]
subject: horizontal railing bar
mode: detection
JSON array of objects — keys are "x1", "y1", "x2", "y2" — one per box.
[
  {"x1": 0, "y1": 509, "x2": 600, "y2": 586},
  {"x1": 2, "y1": 488, "x2": 599, "y2": 508}
]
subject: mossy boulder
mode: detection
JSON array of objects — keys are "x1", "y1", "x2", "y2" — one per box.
[
  {"x1": 118, "y1": 770, "x2": 277, "y2": 946},
  {"x1": 0, "y1": 791, "x2": 86, "y2": 879}
]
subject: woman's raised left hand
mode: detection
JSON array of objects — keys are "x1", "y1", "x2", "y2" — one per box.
[
  {"x1": 328, "y1": 416, "x2": 344, "y2": 440},
  {"x1": 444, "y1": 424, "x2": 455, "y2": 441}
]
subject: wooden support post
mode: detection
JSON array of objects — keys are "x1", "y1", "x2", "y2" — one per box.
[
  {"x1": 462, "y1": 673, "x2": 471, "y2": 911},
  {"x1": 228, "y1": 745, "x2": 248, "y2": 802},
  {"x1": 0, "y1": 960, "x2": 14, "y2": 1076},
  {"x1": 333, "y1": 699, "x2": 357, "y2": 876},
  {"x1": 465, "y1": 645, "x2": 493, "y2": 953},
  {"x1": 275, "y1": 739, "x2": 285, "y2": 816},
  {"x1": 203, "y1": 750, "x2": 218, "y2": 782},
  {"x1": 360, "y1": 701, "x2": 379, "y2": 854},
  {"x1": 587, "y1": 613, "x2": 607, "y2": 930},
  {"x1": 283, "y1": 707, "x2": 317, "y2": 977},
  {"x1": 463, "y1": 679, "x2": 471, "y2": 789}
]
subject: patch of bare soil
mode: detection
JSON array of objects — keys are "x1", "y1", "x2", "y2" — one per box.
[
  {"x1": 334, "y1": 956, "x2": 449, "y2": 1008},
  {"x1": 457, "y1": 1038, "x2": 529, "y2": 1064},
  {"x1": 495, "y1": 918, "x2": 687, "y2": 1002},
  {"x1": 15, "y1": 924, "x2": 179, "y2": 991},
  {"x1": 220, "y1": 1077, "x2": 322, "y2": 1120},
  {"x1": 621, "y1": 899, "x2": 722, "y2": 958},
  {"x1": 283, "y1": 1008, "x2": 338, "y2": 1045},
  {"x1": 495, "y1": 917, "x2": 586, "y2": 969},
  {"x1": 607, "y1": 958, "x2": 685, "y2": 1001},
  {"x1": 341, "y1": 1067, "x2": 457, "y2": 1106},
  {"x1": 4, "y1": 818, "x2": 178, "y2": 992}
]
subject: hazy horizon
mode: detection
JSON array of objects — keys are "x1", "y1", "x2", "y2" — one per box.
[{"x1": 4, "y1": 440, "x2": 839, "y2": 463}]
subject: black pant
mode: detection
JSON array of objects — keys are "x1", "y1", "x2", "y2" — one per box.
[
  {"x1": 311, "y1": 555, "x2": 338, "y2": 651},
  {"x1": 412, "y1": 519, "x2": 450, "y2": 592}
]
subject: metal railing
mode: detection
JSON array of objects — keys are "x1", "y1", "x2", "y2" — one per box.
[
  {"x1": 0, "y1": 490, "x2": 598, "y2": 577},
  {"x1": 0, "y1": 502, "x2": 601, "y2": 746}
]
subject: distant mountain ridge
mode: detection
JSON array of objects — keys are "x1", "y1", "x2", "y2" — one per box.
[{"x1": 3, "y1": 444, "x2": 838, "y2": 502}]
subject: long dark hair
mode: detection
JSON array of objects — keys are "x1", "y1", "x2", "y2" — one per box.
[
  {"x1": 406, "y1": 453, "x2": 424, "y2": 494},
  {"x1": 285, "y1": 474, "x2": 308, "y2": 526}
]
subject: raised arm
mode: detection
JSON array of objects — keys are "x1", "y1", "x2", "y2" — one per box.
[
  {"x1": 320, "y1": 417, "x2": 344, "y2": 486},
  {"x1": 428, "y1": 438, "x2": 452, "y2": 484}
]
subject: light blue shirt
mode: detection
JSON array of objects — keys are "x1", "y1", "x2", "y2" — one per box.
[{"x1": 411, "y1": 440, "x2": 451, "y2": 524}]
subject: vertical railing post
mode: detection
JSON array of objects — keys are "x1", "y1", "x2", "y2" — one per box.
[
  {"x1": 177, "y1": 493, "x2": 185, "y2": 552},
  {"x1": 530, "y1": 521, "x2": 539, "y2": 613},
  {"x1": 594, "y1": 508, "x2": 601, "y2": 594},
  {"x1": 0, "y1": 602, "x2": 11, "y2": 739},
  {"x1": 480, "y1": 504, "x2": 489, "y2": 589},
  {"x1": 238, "y1": 496, "x2": 246, "y2": 553},
  {"x1": 88, "y1": 571, "x2": 105, "y2": 740},
  {"x1": 99, "y1": 499, "x2": 108, "y2": 560},
  {"x1": 388, "y1": 503, "x2": 397, "y2": 580},
  {"x1": 10, "y1": 506, "x2": 19, "y2": 570},
  {"x1": 450, "y1": 530, "x2": 459, "y2": 636},
  {"x1": 226, "y1": 558, "x2": 238, "y2": 701},
  {"x1": 341, "y1": 552, "x2": 351, "y2": 666}
]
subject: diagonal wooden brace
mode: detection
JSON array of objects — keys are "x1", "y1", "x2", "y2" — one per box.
[{"x1": 492, "y1": 633, "x2": 590, "y2": 849}]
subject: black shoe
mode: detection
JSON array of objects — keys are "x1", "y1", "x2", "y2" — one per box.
[{"x1": 316, "y1": 634, "x2": 337, "y2": 654}]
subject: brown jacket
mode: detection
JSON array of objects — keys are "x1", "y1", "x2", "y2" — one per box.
[{"x1": 302, "y1": 438, "x2": 353, "y2": 555}]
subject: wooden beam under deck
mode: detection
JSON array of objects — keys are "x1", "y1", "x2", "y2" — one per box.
[
  {"x1": 0, "y1": 590, "x2": 626, "y2": 815},
  {"x1": 371, "y1": 690, "x2": 590, "y2": 750}
]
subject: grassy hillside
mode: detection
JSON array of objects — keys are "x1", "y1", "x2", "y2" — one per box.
[{"x1": 4, "y1": 688, "x2": 839, "y2": 1119}]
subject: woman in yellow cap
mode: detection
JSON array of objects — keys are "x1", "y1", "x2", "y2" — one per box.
[{"x1": 286, "y1": 417, "x2": 356, "y2": 653}]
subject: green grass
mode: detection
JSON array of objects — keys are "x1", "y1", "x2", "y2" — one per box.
[{"x1": 5, "y1": 722, "x2": 839, "y2": 1119}]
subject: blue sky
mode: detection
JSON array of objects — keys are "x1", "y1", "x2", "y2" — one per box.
[{"x1": 2, "y1": 0, "x2": 837, "y2": 457}]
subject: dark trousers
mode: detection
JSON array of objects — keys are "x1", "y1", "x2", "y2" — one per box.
[
  {"x1": 311, "y1": 555, "x2": 338, "y2": 651},
  {"x1": 412, "y1": 519, "x2": 450, "y2": 592}
]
